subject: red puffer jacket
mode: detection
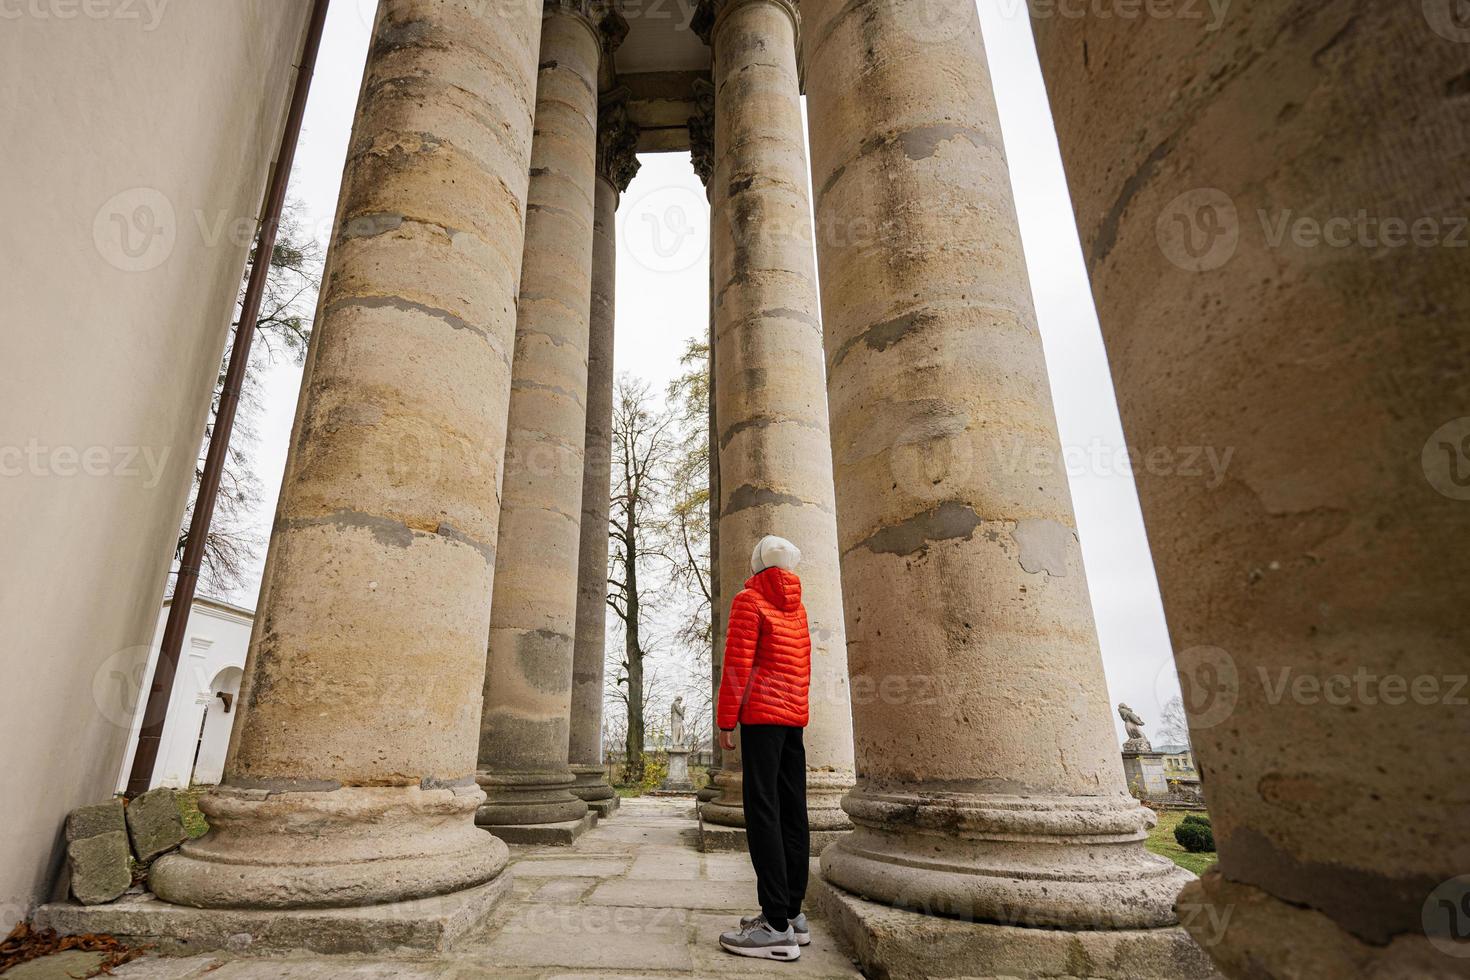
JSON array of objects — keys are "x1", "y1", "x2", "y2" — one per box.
[{"x1": 717, "y1": 567, "x2": 811, "y2": 730}]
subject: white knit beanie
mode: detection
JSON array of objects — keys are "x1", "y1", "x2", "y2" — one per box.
[{"x1": 750, "y1": 535, "x2": 802, "y2": 574}]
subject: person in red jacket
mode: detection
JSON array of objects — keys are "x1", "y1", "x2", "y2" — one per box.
[{"x1": 716, "y1": 535, "x2": 812, "y2": 961}]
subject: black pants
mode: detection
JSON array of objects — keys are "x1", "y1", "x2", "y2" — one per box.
[{"x1": 739, "y1": 724, "x2": 809, "y2": 931}]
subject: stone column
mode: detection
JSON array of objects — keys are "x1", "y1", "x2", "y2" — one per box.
[
  {"x1": 477, "y1": 0, "x2": 602, "y2": 844},
  {"x1": 1030, "y1": 5, "x2": 1470, "y2": 977},
  {"x1": 148, "y1": 0, "x2": 542, "y2": 911},
  {"x1": 691, "y1": 78, "x2": 725, "y2": 807},
  {"x1": 695, "y1": 0, "x2": 856, "y2": 845},
  {"x1": 569, "y1": 89, "x2": 639, "y2": 819},
  {"x1": 801, "y1": 0, "x2": 1205, "y2": 974}
]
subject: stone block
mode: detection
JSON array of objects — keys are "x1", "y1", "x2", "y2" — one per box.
[
  {"x1": 1122, "y1": 751, "x2": 1170, "y2": 799},
  {"x1": 126, "y1": 788, "x2": 186, "y2": 862},
  {"x1": 807, "y1": 871, "x2": 1222, "y2": 980},
  {"x1": 34, "y1": 874, "x2": 511, "y2": 956},
  {"x1": 587, "y1": 796, "x2": 620, "y2": 819},
  {"x1": 67, "y1": 831, "x2": 132, "y2": 905},
  {"x1": 483, "y1": 812, "x2": 595, "y2": 846},
  {"x1": 66, "y1": 799, "x2": 126, "y2": 842}
]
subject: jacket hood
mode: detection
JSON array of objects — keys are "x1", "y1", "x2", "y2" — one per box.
[
  {"x1": 747, "y1": 566, "x2": 802, "y2": 611},
  {"x1": 751, "y1": 535, "x2": 802, "y2": 574}
]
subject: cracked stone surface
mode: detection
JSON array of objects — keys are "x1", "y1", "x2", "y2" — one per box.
[{"x1": 54, "y1": 799, "x2": 860, "y2": 979}]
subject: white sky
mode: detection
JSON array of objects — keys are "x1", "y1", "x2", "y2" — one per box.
[{"x1": 235, "y1": 0, "x2": 1182, "y2": 745}]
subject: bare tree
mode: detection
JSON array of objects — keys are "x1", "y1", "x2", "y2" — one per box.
[
  {"x1": 606, "y1": 376, "x2": 678, "y2": 783},
  {"x1": 173, "y1": 199, "x2": 322, "y2": 597},
  {"x1": 1157, "y1": 695, "x2": 1192, "y2": 752},
  {"x1": 665, "y1": 338, "x2": 712, "y2": 717}
]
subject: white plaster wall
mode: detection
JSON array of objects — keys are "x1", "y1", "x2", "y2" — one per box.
[
  {"x1": 0, "y1": 2, "x2": 314, "y2": 924},
  {"x1": 114, "y1": 601, "x2": 252, "y2": 793}
]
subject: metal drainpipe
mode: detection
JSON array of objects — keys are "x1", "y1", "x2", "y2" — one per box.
[{"x1": 125, "y1": 0, "x2": 332, "y2": 798}]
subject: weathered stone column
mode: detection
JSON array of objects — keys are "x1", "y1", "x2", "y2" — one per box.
[
  {"x1": 477, "y1": 0, "x2": 602, "y2": 844},
  {"x1": 1031, "y1": 5, "x2": 1470, "y2": 977},
  {"x1": 695, "y1": 0, "x2": 856, "y2": 846},
  {"x1": 148, "y1": 0, "x2": 542, "y2": 912},
  {"x1": 801, "y1": 0, "x2": 1206, "y2": 975},
  {"x1": 569, "y1": 89, "x2": 639, "y2": 819},
  {"x1": 691, "y1": 78, "x2": 725, "y2": 807}
]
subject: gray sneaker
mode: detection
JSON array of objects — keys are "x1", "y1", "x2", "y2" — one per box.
[
  {"x1": 720, "y1": 914, "x2": 801, "y2": 960},
  {"x1": 741, "y1": 911, "x2": 810, "y2": 946}
]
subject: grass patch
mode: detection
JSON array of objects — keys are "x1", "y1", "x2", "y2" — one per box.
[
  {"x1": 176, "y1": 787, "x2": 209, "y2": 839},
  {"x1": 1145, "y1": 809, "x2": 1218, "y2": 876},
  {"x1": 614, "y1": 785, "x2": 643, "y2": 798}
]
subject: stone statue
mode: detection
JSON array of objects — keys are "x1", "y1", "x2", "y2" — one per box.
[
  {"x1": 1118, "y1": 703, "x2": 1153, "y2": 753},
  {"x1": 670, "y1": 696, "x2": 686, "y2": 750}
]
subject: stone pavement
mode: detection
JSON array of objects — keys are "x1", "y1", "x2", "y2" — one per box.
[{"x1": 12, "y1": 798, "x2": 861, "y2": 980}]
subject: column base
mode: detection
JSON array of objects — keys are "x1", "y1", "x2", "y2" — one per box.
[
  {"x1": 698, "y1": 814, "x2": 849, "y2": 854},
  {"x1": 476, "y1": 769, "x2": 589, "y2": 827},
  {"x1": 569, "y1": 763, "x2": 616, "y2": 803},
  {"x1": 808, "y1": 871, "x2": 1220, "y2": 980},
  {"x1": 701, "y1": 768, "x2": 854, "y2": 838},
  {"x1": 148, "y1": 783, "x2": 508, "y2": 910},
  {"x1": 822, "y1": 787, "x2": 1195, "y2": 929},
  {"x1": 1177, "y1": 866, "x2": 1455, "y2": 979},
  {"x1": 35, "y1": 874, "x2": 510, "y2": 956},
  {"x1": 587, "y1": 795, "x2": 620, "y2": 819},
  {"x1": 482, "y1": 810, "x2": 596, "y2": 845}
]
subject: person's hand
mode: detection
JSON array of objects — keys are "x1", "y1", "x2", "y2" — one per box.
[{"x1": 719, "y1": 729, "x2": 736, "y2": 752}]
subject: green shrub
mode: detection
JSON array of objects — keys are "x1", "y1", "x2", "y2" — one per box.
[
  {"x1": 639, "y1": 755, "x2": 669, "y2": 794},
  {"x1": 1174, "y1": 821, "x2": 1215, "y2": 853},
  {"x1": 1181, "y1": 813, "x2": 1211, "y2": 829}
]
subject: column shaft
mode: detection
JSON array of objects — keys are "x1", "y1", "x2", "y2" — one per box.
[
  {"x1": 803, "y1": 0, "x2": 1191, "y2": 931},
  {"x1": 568, "y1": 172, "x2": 617, "y2": 805},
  {"x1": 569, "y1": 90, "x2": 638, "y2": 807},
  {"x1": 700, "y1": 0, "x2": 855, "y2": 837},
  {"x1": 1031, "y1": 4, "x2": 1470, "y2": 975},
  {"x1": 150, "y1": 0, "x2": 542, "y2": 908},
  {"x1": 478, "y1": 2, "x2": 601, "y2": 830}
]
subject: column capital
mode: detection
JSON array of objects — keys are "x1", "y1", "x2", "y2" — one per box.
[
  {"x1": 543, "y1": 0, "x2": 622, "y2": 43},
  {"x1": 597, "y1": 88, "x2": 641, "y2": 192},
  {"x1": 691, "y1": 0, "x2": 799, "y2": 46},
  {"x1": 599, "y1": 4, "x2": 629, "y2": 55},
  {"x1": 687, "y1": 76, "x2": 715, "y2": 187}
]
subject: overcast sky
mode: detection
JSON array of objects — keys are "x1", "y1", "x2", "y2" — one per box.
[{"x1": 234, "y1": 0, "x2": 1183, "y2": 745}]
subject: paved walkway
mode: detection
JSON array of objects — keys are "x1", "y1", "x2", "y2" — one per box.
[{"x1": 13, "y1": 798, "x2": 861, "y2": 979}]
